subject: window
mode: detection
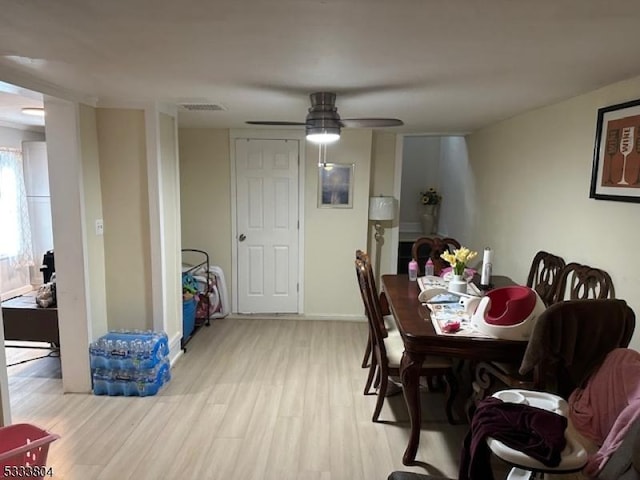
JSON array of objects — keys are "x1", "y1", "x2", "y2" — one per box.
[{"x1": 0, "y1": 148, "x2": 32, "y2": 261}]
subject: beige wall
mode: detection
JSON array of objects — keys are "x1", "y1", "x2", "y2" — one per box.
[
  {"x1": 178, "y1": 128, "x2": 232, "y2": 300},
  {"x1": 467, "y1": 75, "x2": 640, "y2": 350},
  {"x1": 78, "y1": 104, "x2": 108, "y2": 339},
  {"x1": 178, "y1": 128, "x2": 379, "y2": 318},
  {"x1": 159, "y1": 113, "x2": 182, "y2": 342},
  {"x1": 304, "y1": 130, "x2": 372, "y2": 317},
  {"x1": 96, "y1": 108, "x2": 152, "y2": 330},
  {"x1": 369, "y1": 132, "x2": 397, "y2": 282}
]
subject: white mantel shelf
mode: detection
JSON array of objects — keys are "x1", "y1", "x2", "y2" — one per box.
[{"x1": 399, "y1": 231, "x2": 442, "y2": 243}]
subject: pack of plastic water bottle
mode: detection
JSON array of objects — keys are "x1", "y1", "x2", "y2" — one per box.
[
  {"x1": 89, "y1": 330, "x2": 171, "y2": 396},
  {"x1": 89, "y1": 330, "x2": 169, "y2": 370},
  {"x1": 92, "y1": 359, "x2": 171, "y2": 397}
]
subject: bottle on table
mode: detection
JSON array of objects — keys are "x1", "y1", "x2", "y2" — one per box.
[
  {"x1": 480, "y1": 247, "x2": 493, "y2": 288},
  {"x1": 425, "y1": 258, "x2": 434, "y2": 276},
  {"x1": 408, "y1": 258, "x2": 418, "y2": 281}
]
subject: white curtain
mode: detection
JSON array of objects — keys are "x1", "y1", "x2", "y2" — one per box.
[{"x1": 0, "y1": 148, "x2": 33, "y2": 295}]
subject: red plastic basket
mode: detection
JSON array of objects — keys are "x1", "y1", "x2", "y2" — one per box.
[{"x1": 0, "y1": 423, "x2": 59, "y2": 479}]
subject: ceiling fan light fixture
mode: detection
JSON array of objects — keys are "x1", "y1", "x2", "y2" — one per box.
[
  {"x1": 21, "y1": 107, "x2": 45, "y2": 117},
  {"x1": 246, "y1": 91, "x2": 403, "y2": 139},
  {"x1": 306, "y1": 126, "x2": 340, "y2": 144}
]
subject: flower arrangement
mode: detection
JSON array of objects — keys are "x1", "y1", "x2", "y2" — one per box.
[
  {"x1": 441, "y1": 246, "x2": 478, "y2": 275},
  {"x1": 420, "y1": 187, "x2": 441, "y2": 206}
]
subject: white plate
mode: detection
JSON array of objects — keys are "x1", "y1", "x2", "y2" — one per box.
[
  {"x1": 494, "y1": 390, "x2": 528, "y2": 405},
  {"x1": 492, "y1": 389, "x2": 566, "y2": 415}
]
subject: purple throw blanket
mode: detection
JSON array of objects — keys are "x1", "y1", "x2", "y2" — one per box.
[{"x1": 459, "y1": 397, "x2": 567, "y2": 480}]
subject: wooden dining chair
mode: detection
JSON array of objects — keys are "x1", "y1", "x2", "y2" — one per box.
[
  {"x1": 356, "y1": 250, "x2": 379, "y2": 386},
  {"x1": 550, "y1": 262, "x2": 615, "y2": 304},
  {"x1": 355, "y1": 250, "x2": 398, "y2": 394},
  {"x1": 355, "y1": 257, "x2": 457, "y2": 424},
  {"x1": 471, "y1": 260, "x2": 616, "y2": 411},
  {"x1": 411, "y1": 237, "x2": 461, "y2": 276},
  {"x1": 471, "y1": 298, "x2": 634, "y2": 414},
  {"x1": 356, "y1": 250, "x2": 374, "y2": 370},
  {"x1": 526, "y1": 250, "x2": 566, "y2": 307}
]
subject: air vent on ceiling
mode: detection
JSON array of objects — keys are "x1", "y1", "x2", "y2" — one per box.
[{"x1": 179, "y1": 103, "x2": 227, "y2": 112}]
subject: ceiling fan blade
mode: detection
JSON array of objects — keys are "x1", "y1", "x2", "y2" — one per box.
[
  {"x1": 340, "y1": 118, "x2": 404, "y2": 128},
  {"x1": 245, "y1": 121, "x2": 306, "y2": 126}
]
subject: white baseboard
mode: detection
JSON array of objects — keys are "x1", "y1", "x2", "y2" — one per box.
[
  {"x1": 227, "y1": 313, "x2": 366, "y2": 322},
  {"x1": 300, "y1": 314, "x2": 366, "y2": 322},
  {"x1": 168, "y1": 332, "x2": 183, "y2": 366}
]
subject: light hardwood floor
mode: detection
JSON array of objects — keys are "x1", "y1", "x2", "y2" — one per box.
[{"x1": 6, "y1": 318, "x2": 480, "y2": 480}]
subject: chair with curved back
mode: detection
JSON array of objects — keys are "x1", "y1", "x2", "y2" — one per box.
[
  {"x1": 357, "y1": 250, "x2": 374, "y2": 370},
  {"x1": 356, "y1": 250, "x2": 395, "y2": 367},
  {"x1": 411, "y1": 237, "x2": 461, "y2": 276},
  {"x1": 358, "y1": 248, "x2": 455, "y2": 400},
  {"x1": 526, "y1": 250, "x2": 566, "y2": 307},
  {"x1": 355, "y1": 256, "x2": 457, "y2": 423},
  {"x1": 471, "y1": 260, "x2": 617, "y2": 412},
  {"x1": 471, "y1": 298, "x2": 633, "y2": 419},
  {"x1": 551, "y1": 262, "x2": 615, "y2": 304},
  {"x1": 355, "y1": 249, "x2": 393, "y2": 394}
]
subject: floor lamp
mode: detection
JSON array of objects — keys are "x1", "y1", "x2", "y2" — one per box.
[{"x1": 368, "y1": 196, "x2": 396, "y2": 282}]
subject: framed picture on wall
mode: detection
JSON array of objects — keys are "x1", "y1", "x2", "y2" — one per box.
[
  {"x1": 590, "y1": 98, "x2": 640, "y2": 203},
  {"x1": 318, "y1": 163, "x2": 354, "y2": 208}
]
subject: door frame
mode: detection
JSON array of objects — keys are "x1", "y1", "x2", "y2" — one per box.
[
  {"x1": 229, "y1": 129, "x2": 306, "y2": 314},
  {"x1": 390, "y1": 133, "x2": 404, "y2": 275}
]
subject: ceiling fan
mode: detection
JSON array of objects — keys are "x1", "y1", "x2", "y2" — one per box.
[{"x1": 246, "y1": 92, "x2": 404, "y2": 144}]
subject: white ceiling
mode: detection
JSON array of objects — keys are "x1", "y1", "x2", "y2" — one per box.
[
  {"x1": 2, "y1": 0, "x2": 640, "y2": 133},
  {"x1": 0, "y1": 82, "x2": 44, "y2": 129}
]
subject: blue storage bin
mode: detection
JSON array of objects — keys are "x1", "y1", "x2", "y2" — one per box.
[{"x1": 182, "y1": 297, "x2": 197, "y2": 339}]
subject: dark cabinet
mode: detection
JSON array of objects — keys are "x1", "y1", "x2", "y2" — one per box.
[{"x1": 397, "y1": 241, "x2": 413, "y2": 274}]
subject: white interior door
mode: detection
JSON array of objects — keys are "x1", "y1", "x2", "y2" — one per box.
[{"x1": 235, "y1": 138, "x2": 299, "y2": 313}]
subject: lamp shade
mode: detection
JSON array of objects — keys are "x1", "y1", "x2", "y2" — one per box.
[{"x1": 369, "y1": 196, "x2": 395, "y2": 221}]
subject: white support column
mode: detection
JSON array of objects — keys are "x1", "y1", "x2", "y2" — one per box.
[
  {"x1": 44, "y1": 96, "x2": 92, "y2": 392},
  {"x1": 145, "y1": 103, "x2": 183, "y2": 362},
  {"x1": 0, "y1": 310, "x2": 11, "y2": 425},
  {"x1": 145, "y1": 105, "x2": 165, "y2": 333}
]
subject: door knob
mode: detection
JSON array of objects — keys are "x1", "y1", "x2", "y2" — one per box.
[{"x1": 239, "y1": 234, "x2": 246, "y2": 242}]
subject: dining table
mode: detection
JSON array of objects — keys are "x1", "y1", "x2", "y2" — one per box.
[{"x1": 381, "y1": 273, "x2": 528, "y2": 465}]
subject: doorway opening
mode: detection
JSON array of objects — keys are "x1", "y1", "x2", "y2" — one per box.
[
  {"x1": 395, "y1": 135, "x2": 473, "y2": 274},
  {"x1": 0, "y1": 81, "x2": 61, "y2": 423}
]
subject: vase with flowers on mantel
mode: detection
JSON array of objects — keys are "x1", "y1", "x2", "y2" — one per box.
[
  {"x1": 420, "y1": 204, "x2": 439, "y2": 235},
  {"x1": 419, "y1": 187, "x2": 441, "y2": 235}
]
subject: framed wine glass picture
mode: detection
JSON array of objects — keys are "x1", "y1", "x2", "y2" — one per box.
[
  {"x1": 590, "y1": 98, "x2": 640, "y2": 203},
  {"x1": 318, "y1": 163, "x2": 354, "y2": 208}
]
